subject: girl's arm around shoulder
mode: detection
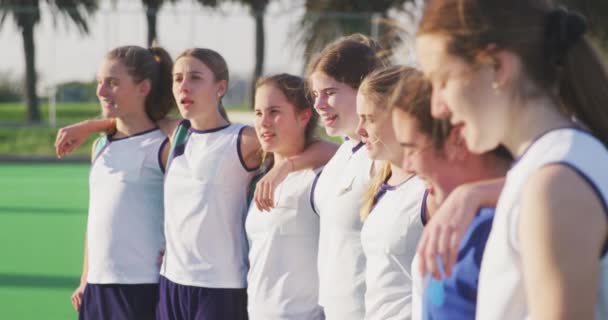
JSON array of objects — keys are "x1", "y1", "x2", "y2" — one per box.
[
  {"x1": 253, "y1": 139, "x2": 338, "y2": 212},
  {"x1": 55, "y1": 118, "x2": 115, "y2": 158},
  {"x1": 520, "y1": 164, "x2": 607, "y2": 320},
  {"x1": 291, "y1": 139, "x2": 339, "y2": 171}
]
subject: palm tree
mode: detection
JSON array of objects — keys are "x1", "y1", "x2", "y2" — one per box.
[
  {"x1": 0, "y1": 0, "x2": 97, "y2": 122},
  {"x1": 298, "y1": 0, "x2": 412, "y2": 65},
  {"x1": 234, "y1": 0, "x2": 269, "y2": 108}
]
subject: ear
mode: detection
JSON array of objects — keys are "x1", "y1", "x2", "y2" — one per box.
[
  {"x1": 216, "y1": 80, "x2": 228, "y2": 98},
  {"x1": 490, "y1": 49, "x2": 517, "y2": 89},
  {"x1": 139, "y1": 79, "x2": 151, "y2": 97},
  {"x1": 443, "y1": 128, "x2": 469, "y2": 162},
  {"x1": 297, "y1": 108, "x2": 312, "y2": 128}
]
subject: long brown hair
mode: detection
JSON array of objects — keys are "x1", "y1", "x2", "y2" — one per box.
[
  {"x1": 175, "y1": 48, "x2": 230, "y2": 122},
  {"x1": 306, "y1": 33, "x2": 389, "y2": 90},
  {"x1": 418, "y1": 0, "x2": 608, "y2": 146},
  {"x1": 106, "y1": 45, "x2": 175, "y2": 121},
  {"x1": 359, "y1": 66, "x2": 417, "y2": 220}
]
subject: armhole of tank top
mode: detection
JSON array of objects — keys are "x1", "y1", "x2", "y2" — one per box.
[
  {"x1": 310, "y1": 170, "x2": 323, "y2": 217},
  {"x1": 237, "y1": 125, "x2": 260, "y2": 173},
  {"x1": 166, "y1": 120, "x2": 191, "y2": 171},
  {"x1": 91, "y1": 136, "x2": 109, "y2": 165},
  {"x1": 157, "y1": 137, "x2": 170, "y2": 174},
  {"x1": 543, "y1": 161, "x2": 608, "y2": 257}
]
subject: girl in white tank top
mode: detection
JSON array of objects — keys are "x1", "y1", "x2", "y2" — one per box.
[
  {"x1": 307, "y1": 34, "x2": 389, "y2": 319},
  {"x1": 416, "y1": 2, "x2": 608, "y2": 318},
  {"x1": 69, "y1": 45, "x2": 174, "y2": 320},
  {"x1": 356, "y1": 66, "x2": 427, "y2": 320},
  {"x1": 246, "y1": 74, "x2": 334, "y2": 320}
]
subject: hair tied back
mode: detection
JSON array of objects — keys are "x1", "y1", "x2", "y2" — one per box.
[{"x1": 545, "y1": 6, "x2": 588, "y2": 66}]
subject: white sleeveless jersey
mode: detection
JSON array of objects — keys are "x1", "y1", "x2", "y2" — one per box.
[
  {"x1": 362, "y1": 176, "x2": 426, "y2": 320},
  {"x1": 477, "y1": 128, "x2": 608, "y2": 320},
  {"x1": 246, "y1": 168, "x2": 323, "y2": 320},
  {"x1": 312, "y1": 139, "x2": 373, "y2": 317},
  {"x1": 161, "y1": 123, "x2": 257, "y2": 288},
  {"x1": 87, "y1": 128, "x2": 166, "y2": 284}
]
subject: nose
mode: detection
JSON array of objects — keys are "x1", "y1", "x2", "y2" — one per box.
[
  {"x1": 97, "y1": 82, "x2": 108, "y2": 98},
  {"x1": 314, "y1": 95, "x2": 328, "y2": 112},
  {"x1": 356, "y1": 118, "x2": 367, "y2": 139},
  {"x1": 260, "y1": 112, "x2": 272, "y2": 128},
  {"x1": 177, "y1": 79, "x2": 190, "y2": 94},
  {"x1": 431, "y1": 90, "x2": 450, "y2": 119}
]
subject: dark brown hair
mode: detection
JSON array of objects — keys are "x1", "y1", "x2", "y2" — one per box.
[
  {"x1": 390, "y1": 68, "x2": 451, "y2": 150},
  {"x1": 175, "y1": 48, "x2": 230, "y2": 121},
  {"x1": 256, "y1": 74, "x2": 318, "y2": 146},
  {"x1": 418, "y1": 0, "x2": 608, "y2": 146},
  {"x1": 106, "y1": 45, "x2": 175, "y2": 121},
  {"x1": 306, "y1": 33, "x2": 389, "y2": 90}
]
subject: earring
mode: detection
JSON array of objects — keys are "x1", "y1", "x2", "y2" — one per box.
[{"x1": 492, "y1": 82, "x2": 499, "y2": 90}]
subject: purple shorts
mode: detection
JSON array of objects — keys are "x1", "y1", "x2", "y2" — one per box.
[
  {"x1": 79, "y1": 283, "x2": 159, "y2": 320},
  {"x1": 156, "y1": 276, "x2": 248, "y2": 320}
]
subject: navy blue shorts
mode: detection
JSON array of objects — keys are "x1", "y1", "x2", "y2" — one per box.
[
  {"x1": 156, "y1": 276, "x2": 248, "y2": 320},
  {"x1": 79, "y1": 283, "x2": 159, "y2": 320}
]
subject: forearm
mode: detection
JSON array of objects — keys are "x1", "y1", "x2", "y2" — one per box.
[
  {"x1": 461, "y1": 177, "x2": 505, "y2": 208},
  {"x1": 290, "y1": 140, "x2": 338, "y2": 171},
  {"x1": 80, "y1": 236, "x2": 88, "y2": 284}
]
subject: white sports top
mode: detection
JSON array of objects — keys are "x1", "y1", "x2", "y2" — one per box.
[
  {"x1": 161, "y1": 122, "x2": 257, "y2": 288},
  {"x1": 87, "y1": 128, "x2": 166, "y2": 284},
  {"x1": 362, "y1": 175, "x2": 426, "y2": 320},
  {"x1": 246, "y1": 168, "x2": 323, "y2": 320},
  {"x1": 477, "y1": 128, "x2": 608, "y2": 320},
  {"x1": 312, "y1": 139, "x2": 373, "y2": 315}
]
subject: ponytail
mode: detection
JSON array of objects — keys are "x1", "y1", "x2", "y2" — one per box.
[
  {"x1": 560, "y1": 37, "x2": 608, "y2": 147},
  {"x1": 361, "y1": 161, "x2": 392, "y2": 221},
  {"x1": 148, "y1": 46, "x2": 176, "y2": 121}
]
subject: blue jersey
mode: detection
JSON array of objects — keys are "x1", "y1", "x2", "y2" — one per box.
[{"x1": 423, "y1": 208, "x2": 494, "y2": 320}]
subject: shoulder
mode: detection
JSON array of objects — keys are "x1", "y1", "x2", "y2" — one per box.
[{"x1": 519, "y1": 164, "x2": 607, "y2": 245}]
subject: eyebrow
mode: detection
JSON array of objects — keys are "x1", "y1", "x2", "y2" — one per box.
[
  {"x1": 172, "y1": 71, "x2": 204, "y2": 76},
  {"x1": 399, "y1": 141, "x2": 418, "y2": 148}
]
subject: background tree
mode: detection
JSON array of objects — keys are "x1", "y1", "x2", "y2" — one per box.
[
  {"x1": 233, "y1": 0, "x2": 269, "y2": 108},
  {"x1": 297, "y1": 0, "x2": 412, "y2": 66},
  {"x1": 0, "y1": 0, "x2": 97, "y2": 122}
]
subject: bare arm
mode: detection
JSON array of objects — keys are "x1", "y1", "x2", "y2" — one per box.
[
  {"x1": 520, "y1": 165, "x2": 606, "y2": 320},
  {"x1": 55, "y1": 119, "x2": 115, "y2": 158},
  {"x1": 254, "y1": 140, "x2": 339, "y2": 211},
  {"x1": 418, "y1": 177, "x2": 505, "y2": 278}
]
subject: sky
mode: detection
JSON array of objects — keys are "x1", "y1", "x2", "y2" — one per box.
[
  {"x1": 0, "y1": 0, "x2": 420, "y2": 93},
  {"x1": 0, "y1": 0, "x2": 308, "y2": 89}
]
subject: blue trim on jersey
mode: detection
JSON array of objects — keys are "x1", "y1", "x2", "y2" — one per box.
[
  {"x1": 543, "y1": 161, "x2": 608, "y2": 257},
  {"x1": 158, "y1": 137, "x2": 170, "y2": 174},
  {"x1": 188, "y1": 123, "x2": 231, "y2": 134},
  {"x1": 91, "y1": 136, "x2": 110, "y2": 165},
  {"x1": 352, "y1": 141, "x2": 365, "y2": 154},
  {"x1": 107, "y1": 127, "x2": 160, "y2": 142},
  {"x1": 236, "y1": 126, "x2": 260, "y2": 172},
  {"x1": 310, "y1": 169, "x2": 323, "y2": 216},
  {"x1": 423, "y1": 208, "x2": 495, "y2": 320},
  {"x1": 421, "y1": 190, "x2": 429, "y2": 226}
]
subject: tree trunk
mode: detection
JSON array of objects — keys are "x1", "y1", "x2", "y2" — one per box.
[
  {"x1": 146, "y1": 7, "x2": 158, "y2": 47},
  {"x1": 250, "y1": 8, "x2": 265, "y2": 109},
  {"x1": 22, "y1": 18, "x2": 40, "y2": 122}
]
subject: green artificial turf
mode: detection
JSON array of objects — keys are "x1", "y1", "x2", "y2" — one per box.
[{"x1": 0, "y1": 164, "x2": 89, "y2": 319}]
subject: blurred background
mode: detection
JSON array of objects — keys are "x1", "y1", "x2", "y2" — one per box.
[{"x1": 0, "y1": 0, "x2": 606, "y2": 318}]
